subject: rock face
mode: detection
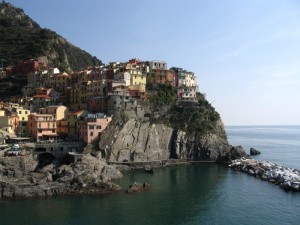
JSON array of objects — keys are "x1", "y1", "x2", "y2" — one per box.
[
  {"x1": 99, "y1": 119, "x2": 173, "y2": 162},
  {"x1": 99, "y1": 117, "x2": 246, "y2": 163},
  {"x1": 250, "y1": 148, "x2": 261, "y2": 156},
  {"x1": 0, "y1": 153, "x2": 122, "y2": 199},
  {"x1": 229, "y1": 158, "x2": 300, "y2": 191}
]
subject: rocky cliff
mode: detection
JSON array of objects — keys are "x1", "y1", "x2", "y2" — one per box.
[{"x1": 99, "y1": 91, "x2": 246, "y2": 163}]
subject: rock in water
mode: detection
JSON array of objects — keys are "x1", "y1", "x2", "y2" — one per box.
[
  {"x1": 126, "y1": 182, "x2": 150, "y2": 193},
  {"x1": 250, "y1": 148, "x2": 261, "y2": 156}
]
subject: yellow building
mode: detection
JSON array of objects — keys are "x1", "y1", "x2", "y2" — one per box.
[
  {"x1": 68, "y1": 82, "x2": 88, "y2": 111},
  {"x1": 129, "y1": 68, "x2": 147, "y2": 86},
  {"x1": 67, "y1": 110, "x2": 88, "y2": 139},
  {"x1": 14, "y1": 107, "x2": 31, "y2": 136}
]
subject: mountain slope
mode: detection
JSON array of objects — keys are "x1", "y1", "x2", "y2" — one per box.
[{"x1": 0, "y1": 2, "x2": 102, "y2": 72}]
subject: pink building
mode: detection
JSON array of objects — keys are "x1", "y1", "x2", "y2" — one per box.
[
  {"x1": 79, "y1": 113, "x2": 112, "y2": 144},
  {"x1": 27, "y1": 113, "x2": 57, "y2": 141},
  {"x1": 27, "y1": 105, "x2": 68, "y2": 141},
  {"x1": 177, "y1": 86, "x2": 197, "y2": 100}
]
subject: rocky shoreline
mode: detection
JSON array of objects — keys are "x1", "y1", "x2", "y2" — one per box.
[
  {"x1": 0, "y1": 144, "x2": 247, "y2": 200},
  {"x1": 0, "y1": 153, "x2": 123, "y2": 200},
  {"x1": 229, "y1": 158, "x2": 300, "y2": 191}
]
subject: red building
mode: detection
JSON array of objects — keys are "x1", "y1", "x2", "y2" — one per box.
[{"x1": 8, "y1": 59, "x2": 47, "y2": 78}]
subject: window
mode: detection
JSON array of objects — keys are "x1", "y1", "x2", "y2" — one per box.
[
  {"x1": 19, "y1": 111, "x2": 22, "y2": 114},
  {"x1": 25, "y1": 111, "x2": 28, "y2": 114},
  {"x1": 22, "y1": 117, "x2": 24, "y2": 121},
  {"x1": 89, "y1": 125, "x2": 94, "y2": 129},
  {"x1": 38, "y1": 129, "x2": 42, "y2": 133},
  {"x1": 90, "y1": 132, "x2": 93, "y2": 136},
  {"x1": 96, "y1": 125, "x2": 101, "y2": 129},
  {"x1": 60, "y1": 147, "x2": 63, "y2": 152}
]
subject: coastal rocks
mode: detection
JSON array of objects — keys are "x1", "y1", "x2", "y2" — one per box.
[
  {"x1": 0, "y1": 153, "x2": 123, "y2": 199},
  {"x1": 250, "y1": 148, "x2": 261, "y2": 156},
  {"x1": 229, "y1": 158, "x2": 300, "y2": 191},
  {"x1": 126, "y1": 182, "x2": 150, "y2": 193},
  {"x1": 217, "y1": 145, "x2": 248, "y2": 162}
]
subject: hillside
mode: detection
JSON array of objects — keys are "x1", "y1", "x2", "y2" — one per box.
[{"x1": 0, "y1": 2, "x2": 102, "y2": 72}]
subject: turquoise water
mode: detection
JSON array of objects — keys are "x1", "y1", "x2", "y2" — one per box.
[{"x1": 0, "y1": 126, "x2": 300, "y2": 225}]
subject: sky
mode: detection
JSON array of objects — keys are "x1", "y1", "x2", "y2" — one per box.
[{"x1": 5, "y1": 0, "x2": 300, "y2": 126}]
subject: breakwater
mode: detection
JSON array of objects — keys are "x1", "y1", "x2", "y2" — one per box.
[{"x1": 229, "y1": 158, "x2": 300, "y2": 191}]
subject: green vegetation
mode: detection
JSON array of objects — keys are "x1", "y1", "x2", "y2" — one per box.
[
  {"x1": 0, "y1": 2, "x2": 102, "y2": 71},
  {"x1": 148, "y1": 84, "x2": 177, "y2": 107},
  {"x1": 169, "y1": 93, "x2": 220, "y2": 135},
  {"x1": 148, "y1": 85, "x2": 220, "y2": 135}
]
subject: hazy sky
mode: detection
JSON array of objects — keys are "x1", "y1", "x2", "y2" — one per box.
[{"x1": 6, "y1": 0, "x2": 300, "y2": 126}]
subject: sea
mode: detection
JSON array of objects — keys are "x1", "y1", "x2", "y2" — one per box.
[{"x1": 0, "y1": 126, "x2": 299, "y2": 225}]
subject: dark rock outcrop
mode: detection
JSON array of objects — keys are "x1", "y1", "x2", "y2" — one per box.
[
  {"x1": 126, "y1": 182, "x2": 150, "y2": 193},
  {"x1": 217, "y1": 145, "x2": 248, "y2": 162},
  {"x1": 0, "y1": 153, "x2": 122, "y2": 199},
  {"x1": 250, "y1": 148, "x2": 261, "y2": 156}
]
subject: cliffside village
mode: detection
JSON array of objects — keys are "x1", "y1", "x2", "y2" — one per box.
[{"x1": 0, "y1": 58, "x2": 198, "y2": 158}]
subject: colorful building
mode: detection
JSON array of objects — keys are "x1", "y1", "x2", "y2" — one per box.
[
  {"x1": 65, "y1": 110, "x2": 88, "y2": 139},
  {"x1": 27, "y1": 105, "x2": 68, "y2": 141},
  {"x1": 79, "y1": 113, "x2": 112, "y2": 144},
  {"x1": 27, "y1": 113, "x2": 57, "y2": 141},
  {"x1": 129, "y1": 68, "x2": 147, "y2": 86},
  {"x1": 12, "y1": 107, "x2": 30, "y2": 136},
  {"x1": 0, "y1": 112, "x2": 19, "y2": 135}
]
